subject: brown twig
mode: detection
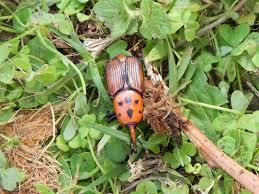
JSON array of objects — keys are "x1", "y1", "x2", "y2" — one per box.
[
  {"x1": 143, "y1": 61, "x2": 259, "y2": 193},
  {"x1": 175, "y1": 108, "x2": 259, "y2": 193}
]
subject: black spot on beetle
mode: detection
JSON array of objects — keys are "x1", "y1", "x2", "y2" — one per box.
[
  {"x1": 127, "y1": 109, "x2": 133, "y2": 118},
  {"x1": 118, "y1": 101, "x2": 123, "y2": 106},
  {"x1": 139, "y1": 110, "x2": 142, "y2": 114},
  {"x1": 125, "y1": 97, "x2": 131, "y2": 104},
  {"x1": 135, "y1": 99, "x2": 139, "y2": 104}
]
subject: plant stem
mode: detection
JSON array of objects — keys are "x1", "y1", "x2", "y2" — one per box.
[
  {"x1": 41, "y1": 0, "x2": 47, "y2": 11},
  {"x1": 246, "y1": 164, "x2": 259, "y2": 172},
  {"x1": 9, "y1": 26, "x2": 38, "y2": 43},
  {"x1": 58, "y1": 0, "x2": 71, "y2": 13},
  {"x1": 0, "y1": 25, "x2": 17, "y2": 33},
  {"x1": 236, "y1": 64, "x2": 243, "y2": 92},
  {"x1": 0, "y1": 15, "x2": 12, "y2": 21},
  {"x1": 0, "y1": 1, "x2": 26, "y2": 28},
  {"x1": 87, "y1": 136, "x2": 117, "y2": 194},
  {"x1": 36, "y1": 30, "x2": 86, "y2": 95},
  {"x1": 181, "y1": 97, "x2": 242, "y2": 114}
]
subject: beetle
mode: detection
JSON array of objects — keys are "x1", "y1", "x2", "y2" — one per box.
[{"x1": 105, "y1": 54, "x2": 144, "y2": 152}]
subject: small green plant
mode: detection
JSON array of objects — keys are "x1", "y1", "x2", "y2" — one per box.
[
  {"x1": 0, "y1": 0, "x2": 258, "y2": 193},
  {"x1": 0, "y1": 150, "x2": 25, "y2": 191}
]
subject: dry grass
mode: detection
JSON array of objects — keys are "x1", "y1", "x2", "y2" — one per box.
[{"x1": 0, "y1": 104, "x2": 66, "y2": 194}]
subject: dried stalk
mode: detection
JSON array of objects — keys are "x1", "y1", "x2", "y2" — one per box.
[{"x1": 143, "y1": 60, "x2": 259, "y2": 193}]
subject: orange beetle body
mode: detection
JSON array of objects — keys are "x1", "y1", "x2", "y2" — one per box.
[{"x1": 105, "y1": 54, "x2": 144, "y2": 151}]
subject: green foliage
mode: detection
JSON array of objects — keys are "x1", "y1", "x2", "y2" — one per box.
[
  {"x1": 1, "y1": 0, "x2": 259, "y2": 193},
  {"x1": 131, "y1": 180, "x2": 158, "y2": 194},
  {"x1": 0, "y1": 150, "x2": 25, "y2": 191}
]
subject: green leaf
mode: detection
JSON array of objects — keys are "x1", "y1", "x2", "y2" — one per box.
[
  {"x1": 63, "y1": 117, "x2": 78, "y2": 141},
  {"x1": 28, "y1": 37, "x2": 56, "y2": 63},
  {"x1": 79, "y1": 127, "x2": 90, "y2": 138},
  {"x1": 217, "y1": 136, "x2": 236, "y2": 155},
  {"x1": 212, "y1": 113, "x2": 237, "y2": 133},
  {"x1": 216, "y1": 56, "x2": 236, "y2": 82},
  {"x1": 32, "y1": 12, "x2": 74, "y2": 35},
  {"x1": 56, "y1": 135, "x2": 70, "y2": 152},
  {"x1": 177, "y1": 47, "x2": 193, "y2": 81},
  {"x1": 52, "y1": 14, "x2": 74, "y2": 35},
  {"x1": 68, "y1": 134, "x2": 82, "y2": 149},
  {"x1": 89, "y1": 128, "x2": 103, "y2": 140},
  {"x1": 0, "y1": 62, "x2": 15, "y2": 84},
  {"x1": 252, "y1": 52, "x2": 259, "y2": 67},
  {"x1": 79, "y1": 114, "x2": 96, "y2": 125},
  {"x1": 34, "y1": 183, "x2": 55, "y2": 194},
  {"x1": 0, "y1": 108, "x2": 15, "y2": 124},
  {"x1": 161, "y1": 181, "x2": 189, "y2": 194},
  {"x1": 237, "y1": 13, "x2": 256, "y2": 26},
  {"x1": 70, "y1": 152, "x2": 96, "y2": 179},
  {"x1": 148, "y1": 133, "x2": 168, "y2": 154},
  {"x1": 184, "y1": 68, "x2": 228, "y2": 140},
  {"x1": 77, "y1": 13, "x2": 91, "y2": 22},
  {"x1": 0, "y1": 168, "x2": 26, "y2": 191},
  {"x1": 74, "y1": 93, "x2": 89, "y2": 116},
  {"x1": 219, "y1": 81, "x2": 230, "y2": 98},
  {"x1": 104, "y1": 138, "x2": 130, "y2": 163},
  {"x1": 168, "y1": 45, "x2": 178, "y2": 94},
  {"x1": 220, "y1": 46, "x2": 232, "y2": 57},
  {"x1": 237, "y1": 131, "x2": 257, "y2": 164},
  {"x1": 0, "y1": 150, "x2": 7, "y2": 168},
  {"x1": 236, "y1": 54, "x2": 257, "y2": 71},
  {"x1": 219, "y1": 24, "x2": 250, "y2": 47},
  {"x1": 12, "y1": 46, "x2": 31, "y2": 73},
  {"x1": 181, "y1": 142, "x2": 196, "y2": 156},
  {"x1": 199, "y1": 177, "x2": 214, "y2": 191},
  {"x1": 146, "y1": 40, "x2": 168, "y2": 62},
  {"x1": 200, "y1": 164, "x2": 214, "y2": 178},
  {"x1": 49, "y1": 58, "x2": 69, "y2": 76},
  {"x1": 184, "y1": 163, "x2": 201, "y2": 174},
  {"x1": 13, "y1": 3, "x2": 32, "y2": 32},
  {"x1": 106, "y1": 40, "x2": 131, "y2": 58},
  {"x1": 231, "y1": 90, "x2": 251, "y2": 112},
  {"x1": 237, "y1": 111, "x2": 259, "y2": 133},
  {"x1": 0, "y1": 43, "x2": 11, "y2": 64},
  {"x1": 135, "y1": 180, "x2": 158, "y2": 194},
  {"x1": 93, "y1": 0, "x2": 132, "y2": 36},
  {"x1": 140, "y1": 0, "x2": 172, "y2": 39},
  {"x1": 57, "y1": 0, "x2": 88, "y2": 15},
  {"x1": 36, "y1": 65, "x2": 57, "y2": 86},
  {"x1": 18, "y1": 95, "x2": 41, "y2": 108},
  {"x1": 196, "y1": 51, "x2": 220, "y2": 72},
  {"x1": 231, "y1": 39, "x2": 256, "y2": 57}
]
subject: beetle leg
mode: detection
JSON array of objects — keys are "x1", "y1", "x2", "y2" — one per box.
[
  {"x1": 130, "y1": 139, "x2": 137, "y2": 154},
  {"x1": 106, "y1": 112, "x2": 117, "y2": 123},
  {"x1": 137, "y1": 137, "x2": 147, "y2": 153},
  {"x1": 136, "y1": 127, "x2": 144, "y2": 138}
]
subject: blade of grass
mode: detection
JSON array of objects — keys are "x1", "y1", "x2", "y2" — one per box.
[
  {"x1": 80, "y1": 122, "x2": 154, "y2": 149},
  {"x1": 50, "y1": 28, "x2": 111, "y2": 104},
  {"x1": 166, "y1": 37, "x2": 178, "y2": 94},
  {"x1": 87, "y1": 136, "x2": 117, "y2": 194},
  {"x1": 181, "y1": 97, "x2": 242, "y2": 114},
  {"x1": 36, "y1": 30, "x2": 86, "y2": 95},
  {"x1": 79, "y1": 163, "x2": 126, "y2": 193},
  {"x1": 177, "y1": 47, "x2": 193, "y2": 81}
]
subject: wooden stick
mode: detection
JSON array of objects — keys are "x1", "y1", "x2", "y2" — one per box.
[
  {"x1": 143, "y1": 60, "x2": 259, "y2": 193},
  {"x1": 173, "y1": 109, "x2": 259, "y2": 193}
]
